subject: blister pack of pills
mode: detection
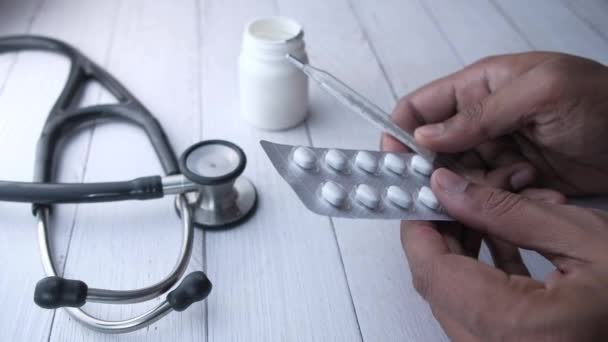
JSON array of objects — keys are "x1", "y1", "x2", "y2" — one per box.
[{"x1": 260, "y1": 140, "x2": 453, "y2": 221}]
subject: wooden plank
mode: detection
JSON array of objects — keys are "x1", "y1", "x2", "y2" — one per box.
[
  {"x1": 200, "y1": 0, "x2": 363, "y2": 341},
  {"x1": 48, "y1": 0, "x2": 207, "y2": 340},
  {"x1": 0, "y1": 0, "x2": 120, "y2": 340},
  {"x1": 333, "y1": 0, "x2": 604, "y2": 337},
  {"x1": 562, "y1": 0, "x2": 608, "y2": 42},
  {"x1": 349, "y1": 0, "x2": 463, "y2": 95},
  {"x1": 321, "y1": 0, "x2": 479, "y2": 339},
  {"x1": 0, "y1": 1, "x2": 40, "y2": 33},
  {"x1": 1, "y1": 1, "x2": 604, "y2": 341},
  {"x1": 0, "y1": 0, "x2": 40, "y2": 90},
  {"x1": 414, "y1": 0, "x2": 608, "y2": 280},
  {"x1": 420, "y1": 0, "x2": 553, "y2": 281},
  {"x1": 288, "y1": 0, "x2": 470, "y2": 340},
  {"x1": 487, "y1": 0, "x2": 608, "y2": 277},
  {"x1": 493, "y1": 0, "x2": 608, "y2": 64},
  {"x1": 423, "y1": 0, "x2": 532, "y2": 60}
]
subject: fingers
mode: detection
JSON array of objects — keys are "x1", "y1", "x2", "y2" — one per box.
[
  {"x1": 410, "y1": 53, "x2": 557, "y2": 154},
  {"x1": 389, "y1": 55, "x2": 505, "y2": 137},
  {"x1": 390, "y1": 53, "x2": 548, "y2": 131},
  {"x1": 485, "y1": 237, "x2": 530, "y2": 276},
  {"x1": 435, "y1": 222, "x2": 482, "y2": 258},
  {"x1": 431, "y1": 168, "x2": 590, "y2": 257},
  {"x1": 391, "y1": 53, "x2": 556, "y2": 155},
  {"x1": 401, "y1": 220, "x2": 451, "y2": 259},
  {"x1": 519, "y1": 188, "x2": 566, "y2": 204},
  {"x1": 381, "y1": 133, "x2": 410, "y2": 153},
  {"x1": 485, "y1": 188, "x2": 566, "y2": 276},
  {"x1": 390, "y1": 64, "x2": 493, "y2": 137},
  {"x1": 475, "y1": 137, "x2": 526, "y2": 168},
  {"x1": 414, "y1": 76, "x2": 536, "y2": 153},
  {"x1": 401, "y1": 221, "x2": 543, "y2": 337},
  {"x1": 460, "y1": 162, "x2": 536, "y2": 192},
  {"x1": 432, "y1": 308, "x2": 483, "y2": 342}
]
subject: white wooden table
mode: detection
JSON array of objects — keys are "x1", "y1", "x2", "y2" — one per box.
[{"x1": 1, "y1": 0, "x2": 607, "y2": 340}]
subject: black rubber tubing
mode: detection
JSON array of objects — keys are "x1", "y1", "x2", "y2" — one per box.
[
  {"x1": 0, "y1": 35, "x2": 180, "y2": 212},
  {"x1": 0, "y1": 176, "x2": 163, "y2": 204}
]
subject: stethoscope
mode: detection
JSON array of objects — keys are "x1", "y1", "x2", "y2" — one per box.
[{"x1": 0, "y1": 35, "x2": 257, "y2": 333}]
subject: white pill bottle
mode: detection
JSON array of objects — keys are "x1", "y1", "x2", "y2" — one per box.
[{"x1": 239, "y1": 17, "x2": 309, "y2": 130}]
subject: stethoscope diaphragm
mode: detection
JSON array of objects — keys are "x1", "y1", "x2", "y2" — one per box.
[{"x1": 176, "y1": 140, "x2": 257, "y2": 229}]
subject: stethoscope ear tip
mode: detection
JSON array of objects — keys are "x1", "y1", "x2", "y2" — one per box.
[
  {"x1": 34, "y1": 276, "x2": 88, "y2": 309},
  {"x1": 167, "y1": 271, "x2": 212, "y2": 312}
]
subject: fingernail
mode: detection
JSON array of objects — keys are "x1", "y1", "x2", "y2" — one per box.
[
  {"x1": 510, "y1": 168, "x2": 534, "y2": 191},
  {"x1": 435, "y1": 169, "x2": 469, "y2": 194},
  {"x1": 415, "y1": 123, "x2": 444, "y2": 138}
]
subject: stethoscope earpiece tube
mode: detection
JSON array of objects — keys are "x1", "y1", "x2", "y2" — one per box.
[
  {"x1": 2, "y1": 35, "x2": 222, "y2": 334},
  {"x1": 34, "y1": 271, "x2": 212, "y2": 312}
]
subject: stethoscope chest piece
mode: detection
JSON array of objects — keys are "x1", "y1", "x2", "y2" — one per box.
[{"x1": 176, "y1": 140, "x2": 257, "y2": 229}]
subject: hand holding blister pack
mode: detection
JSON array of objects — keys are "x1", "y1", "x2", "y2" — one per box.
[{"x1": 261, "y1": 141, "x2": 452, "y2": 221}]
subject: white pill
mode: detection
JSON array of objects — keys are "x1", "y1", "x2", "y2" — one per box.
[
  {"x1": 325, "y1": 149, "x2": 348, "y2": 172},
  {"x1": 418, "y1": 186, "x2": 439, "y2": 210},
  {"x1": 293, "y1": 146, "x2": 316, "y2": 169},
  {"x1": 386, "y1": 186, "x2": 412, "y2": 209},
  {"x1": 355, "y1": 151, "x2": 377, "y2": 173},
  {"x1": 355, "y1": 184, "x2": 380, "y2": 209},
  {"x1": 411, "y1": 155, "x2": 434, "y2": 176},
  {"x1": 321, "y1": 181, "x2": 347, "y2": 207},
  {"x1": 384, "y1": 154, "x2": 406, "y2": 175}
]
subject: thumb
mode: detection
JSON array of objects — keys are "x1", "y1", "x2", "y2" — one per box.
[
  {"x1": 414, "y1": 78, "x2": 534, "y2": 153},
  {"x1": 431, "y1": 168, "x2": 589, "y2": 257}
]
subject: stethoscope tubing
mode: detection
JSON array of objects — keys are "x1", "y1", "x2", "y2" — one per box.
[
  {"x1": 0, "y1": 35, "x2": 210, "y2": 333},
  {"x1": 0, "y1": 176, "x2": 164, "y2": 204},
  {"x1": 36, "y1": 194, "x2": 192, "y2": 332},
  {"x1": 0, "y1": 174, "x2": 200, "y2": 205},
  {"x1": 0, "y1": 35, "x2": 180, "y2": 183}
]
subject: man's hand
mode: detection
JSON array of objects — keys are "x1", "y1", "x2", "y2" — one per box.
[
  {"x1": 383, "y1": 52, "x2": 608, "y2": 340},
  {"x1": 403, "y1": 169, "x2": 608, "y2": 341},
  {"x1": 384, "y1": 52, "x2": 608, "y2": 195}
]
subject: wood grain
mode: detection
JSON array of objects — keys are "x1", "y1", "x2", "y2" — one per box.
[
  {"x1": 420, "y1": 0, "x2": 553, "y2": 279},
  {"x1": 285, "y1": 0, "x2": 451, "y2": 340},
  {"x1": 200, "y1": 1, "x2": 362, "y2": 341},
  {"x1": 0, "y1": 0, "x2": 606, "y2": 341},
  {"x1": 562, "y1": 0, "x2": 608, "y2": 42},
  {"x1": 47, "y1": 0, "x2": 207, "y2": 341},
  {"x1": 493, "y1": 0, "x2": 608, "y2": 64},
  {"x1": 0, "y1": 0, "x2": 107, "y2": 340}
]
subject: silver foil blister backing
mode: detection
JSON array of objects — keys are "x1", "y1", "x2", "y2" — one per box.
[{"x1": 260, "y1": 140, "x2": 453, "y2": 221}]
